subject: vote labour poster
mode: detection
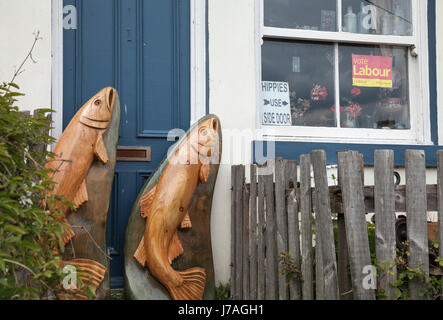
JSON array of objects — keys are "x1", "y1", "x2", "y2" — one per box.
[
  {"x1": 352, "y1": 54, "x2": 393, "y2": 88},
  {"x1": 262, "y1": 81, "x2": 292, "y2": 126}
]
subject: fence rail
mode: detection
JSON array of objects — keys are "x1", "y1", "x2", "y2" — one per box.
[{"x1": 231, "y1": 149, "x2": 443, "y2": 300}]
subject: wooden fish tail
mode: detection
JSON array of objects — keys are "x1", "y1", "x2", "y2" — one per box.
[
  {"x1": 58, "y1": 258, "x2": 107, "y2": 300},
  {"x1": 62, "y1": 222, "x2": 76, "y2": 244},
  {"x1": 168, "y1": 267, "x2": 207, "y2": 300}
]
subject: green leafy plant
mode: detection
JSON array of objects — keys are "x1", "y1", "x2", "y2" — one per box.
[
  {"x1": 377, "y1": 241, "x2": 442, "y2": 300},
  {"x1": 215, "y1": 282, "x2": 231, "y2": 300},
  {"x1": 0, "y1": 32, "x2": 94, "y2": 299},
  {"x1": 0, "y1": 81, "x2": 66, "y2": 299},
  {"x1": 278, "y1": 252, "x2": 302, "y2": 286}
]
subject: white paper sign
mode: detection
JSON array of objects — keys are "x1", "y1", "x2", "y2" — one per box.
[{"x1": 262, "y1": 81, "x2": 292, "y2": 126}]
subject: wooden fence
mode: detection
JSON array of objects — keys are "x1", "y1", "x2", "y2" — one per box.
[{"x1": 231, "y1": 149, "x2": 443, "y2": 300}]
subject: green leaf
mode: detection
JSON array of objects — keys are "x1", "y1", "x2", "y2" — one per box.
[
  {"x1": 4, "y1": 224, "x2": 27, "y2": 235},
  {"x1": 0, "y1": 258, "x2": 5, "y2": 273},
  {"x1": 7, "y1": 83, "x2": 20, "y2": 89},
  {"x1": 395, "y1": 288, "x2": 402, "y2": 299}
]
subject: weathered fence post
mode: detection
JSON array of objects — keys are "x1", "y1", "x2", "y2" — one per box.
[
  {"x1": 338, "y1": 151, "x2": 375, "y2": 300},
  {"x1": 275, "y1": 158, "x2": 289, "y2": 300},
  {"x1": 232, "y1": 165, "x2": 245, "y2": 299},
  {"x1": 336, "y1": 151, "x2": 352, "y2": 300},
  {"x1": 300, "y1": 154, "x2": 313, "y2": 300},
  {"x1": 243, "y1": 175, "x2": 250, "y2": 300},
  {"x1": 286, "y1": 160, "x2": 301, "y2": 300},
  {"x1": 231, "y1": 166, "x2": 236, "y2": 299},
  {"x1": 405, "y1": 150, "x2": 429, "y2": 300},
  {"x1": 374, "y1": 150, "x2": 397, "y2": 300},
  {"x1": 257, "y1": 167, "x2": 266, "y2": 300},
  {"x1": 312, "y1": 150, "x2": 339, "y2": 300},
  {"x1": 264, "y1": 161, "x2": 278, "y2": 300},
  {"x1": 249, "y1": 164, "x2": 258, "y2": 300}
]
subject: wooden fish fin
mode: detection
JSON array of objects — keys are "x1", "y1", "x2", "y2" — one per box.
[
  {"x1": 73, "y1": 180, "x2": 89, "y2": 209},
  {"x1": 94, "y1": 134, "x2": 109, "y2": 164},
  {"x1": 58, "y1": 259, "x2": 106, "y2": 300},
  {"x1": 62, "y1": 222, "x2": 76, "y2": 244},
  {"x1": 168, "y1": 231, "x2": 184, "y2": 264},
  {"x1": 133, "y1": 235, "x2": 148, "y2": 267},
  {"x1": 180, "y1": 212, "x2": 192, "y2": 229},
  {"x1": 140, "y1": 185, "x2": 157, "y2": 219},
  {"x1": 199, "y1": 163, "x2": 210, "y2": 184},
  {"x1": 168, "y1": 267, "x2": 207, "y2": 300}
]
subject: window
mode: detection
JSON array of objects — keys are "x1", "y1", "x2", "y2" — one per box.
[{"x1": 258, "y1": 0, "x2": 430, "y2": 144}]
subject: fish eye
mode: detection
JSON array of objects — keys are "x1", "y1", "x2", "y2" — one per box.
[
  {"x1": 94, "y1": 99, "x2": 102, "y2": 106},
  {"x1": 200, "y1": 128, "x2": 208, "y2": 137}
]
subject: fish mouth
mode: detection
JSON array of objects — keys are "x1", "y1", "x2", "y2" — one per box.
[
  {"x1": 105, "y1": 87, "x2": 116, "y2": 113},
  {"x1": 196, "y1": 117, "x2": 220, "y2": 157}
]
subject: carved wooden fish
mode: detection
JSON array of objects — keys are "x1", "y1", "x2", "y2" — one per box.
[
  {"x1": 133, "y1": 117, "x2": 220, "y2": 300},
  {"x1": 46, "y1": 87, "x2": 116, "y2": 299},
  {"x1": 46, "y1": 87, "x2": 116, "y2": 243}
]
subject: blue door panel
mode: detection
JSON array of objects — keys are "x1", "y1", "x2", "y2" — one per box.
[{"x1": 63, "y1": 0, "x2": 190, "y2": 288}]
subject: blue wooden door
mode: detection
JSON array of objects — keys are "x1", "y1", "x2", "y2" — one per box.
[{"x1": 63, "y1": 0, "x2": 190, "y2": 288}]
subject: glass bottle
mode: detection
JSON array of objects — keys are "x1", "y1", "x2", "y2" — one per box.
[
  {"x1": 358, "y1": 2, "x2": 369, "y2": 34},
  {"x1": 344, "y1": 6, "x2": 357, "y2": 33},
  {"x1": 380, "y1": 10, "x2": 392, "y2": 35}
]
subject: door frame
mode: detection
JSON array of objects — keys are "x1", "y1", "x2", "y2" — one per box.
[{"x1": 51, "y1": 0, "x2": 207, "y2": 141}]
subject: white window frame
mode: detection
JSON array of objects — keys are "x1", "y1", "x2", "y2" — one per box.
[{"x1": 255, "y1": 0, "x2": 431, "y2": 145}]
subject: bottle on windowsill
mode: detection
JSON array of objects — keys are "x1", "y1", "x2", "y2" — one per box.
[
  {"x1": 358, "y1": 2, "x2": 369, "y2": 34},
  {"x1": 344, "y1": 6, "x2": 357, "y2": 33}
]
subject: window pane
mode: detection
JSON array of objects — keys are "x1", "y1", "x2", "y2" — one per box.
[
  {"x1": 342, "y1": 0, "x2": 412, "y2": 36},
  {"x1": 262, "y1": 40, "x2": 336, "y2": 127},
  {"x1": 339, "y1": 44, "x2": 410, "y2": 129},
  {"x1": 264, "y1": 0, "x2": 337, "y2": 31}
]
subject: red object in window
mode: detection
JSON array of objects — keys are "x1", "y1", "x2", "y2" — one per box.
[
  {"x1": 311, "y1": 85, "x2": 328, "y2": 101},
  {"x1": 346, "y1": 102, "x2": 362, "y2": 118},
  {"x1": 351, "y1": 87, "x2": 361, "y2": 96}
]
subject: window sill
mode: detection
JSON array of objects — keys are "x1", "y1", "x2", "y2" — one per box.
[
  {"x1": 252, "y1": 140, "x2": 440, "y2": 167},
  {"x1": 259, "y1": 125, "x2": 432, "y2": 146}
]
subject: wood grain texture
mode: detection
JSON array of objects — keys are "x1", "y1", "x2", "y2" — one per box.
[
  {"x1": 312, "y1": 150, "x2": 339, "y2": 300},
  {"x1": 47, "y1": 87, "x2": 117, "y2": 244},
  {"x1": 374, "y1": 150, "x2": 397, "y2": 300},
  {"x1": 335, "y1": 152, "x2": 352, "y2": 301},
  {"x1": 257, "y1": 170, "x2": 266, "y2": 300},
  {"x1": 275, "y1": 158, "x2": 289, "y2": 300},
  {"x1": 299, "y1": 155, "x2": 313, "y2": 300},
  {"x1": 264, "y1": 167, "x2": 278, "y2": 300},
  {"x1": 234, "y1": 165, "x2": 245, "y2": 300},
  {"x1": 249, "y1": 164, "x2": 258, "y2": 300},
  {"x1": 405, "y1": 150, "x2": 429, "y2": 300},
  {"x1": 243, "y1": 179, "x2": 250, "y2": 300},
  {"x1": 287, "y1": 189, "x2": 301, "y2": 300},
  {"x1": 338, "y1": 151, "x2": 375, "y2": 300},
  {"x1": 54, "y1": 88, "x2": 119, "y2": 300},
  {"x1": 286, "y1": 160, "x2": 301, "y2": 300},
  {"x1": 337, "y1": 215, "x2": 353, "y2": 300},
  {"x1": 230, "y1": 166, "x2": 237, "y2": 300},
  {"x1": 124, "y1": 115, "x2": 222, "y2": 300}
]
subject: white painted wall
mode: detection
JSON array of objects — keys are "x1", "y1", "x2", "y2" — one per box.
[
  {"x1": 208, "y1": 0, "x2": 257, "y2": 285},
  {"x1": 0, "y1": 0, "x2": 52, "y2": 112},
  {"x1": 437, "y1": 0, "x2": 443, "y2": 145}
]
